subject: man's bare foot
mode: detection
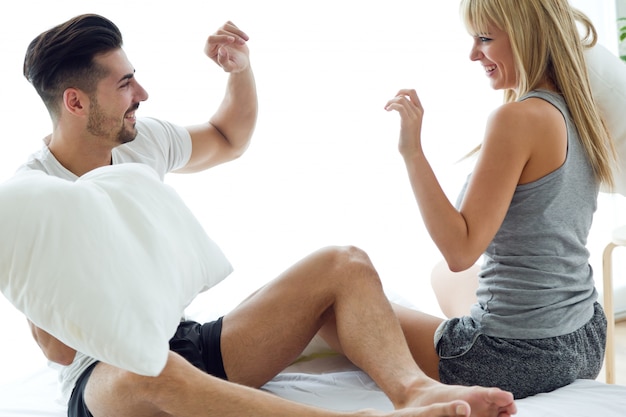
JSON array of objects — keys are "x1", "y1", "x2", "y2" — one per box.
[
  {"x1": 400, "y1": 381, "x2": 516, "y2": 417},
  {"x1": 398, "y1": 400, "x2": 471, "y2": 417},
  {"x1": 362, "y1": 400, "x2": 470, "y2": 417}
]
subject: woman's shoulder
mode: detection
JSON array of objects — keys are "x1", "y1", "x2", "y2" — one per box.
[
  {"x1": 485, "y1": 92, "x2": 567, "y2": 183},
  {"x1": 488, "y1": 94, "x2": 563, "y2": 134}
]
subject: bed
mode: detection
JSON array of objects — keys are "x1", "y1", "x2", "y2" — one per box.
[
  {"x1": 1, "y1": 280, "x2": 625, "y2": 417},
  {"x1": 1, "y1": 337, "x2": 625, "y2": 416}
]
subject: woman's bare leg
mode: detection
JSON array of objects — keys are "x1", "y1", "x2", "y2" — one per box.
[{"x1": 430, "y1": 260, "x2": 479, "y2": 318}]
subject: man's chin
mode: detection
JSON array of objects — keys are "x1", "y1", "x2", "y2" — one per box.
[{"x1": 117, "y1": 127, "x2": 138, "y2": 145}]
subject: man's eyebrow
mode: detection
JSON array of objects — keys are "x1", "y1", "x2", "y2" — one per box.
[{"x1": 117, "y1": 70, "x2": 136, "y2": 84}]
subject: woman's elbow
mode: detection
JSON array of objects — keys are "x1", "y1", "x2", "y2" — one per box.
[{"x1": 444, "y1": 253, "x2": 480, "y2": 273}]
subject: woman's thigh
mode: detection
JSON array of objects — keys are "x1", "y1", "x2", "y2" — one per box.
[
  {"x1": 393, "y1": 304, "x2": 444, "y2": 381},
  {"x1": 436, "y1": 304, "x2": 607, "y2": 399}
]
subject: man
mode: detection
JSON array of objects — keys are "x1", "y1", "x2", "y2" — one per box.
[{"x1": 21, "y1": 14, "x2": 516, "y2": 417}]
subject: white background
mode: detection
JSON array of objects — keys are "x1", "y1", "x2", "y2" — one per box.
[{"x1": 0, "y1": 0, "x2": 624, "y2": 386}]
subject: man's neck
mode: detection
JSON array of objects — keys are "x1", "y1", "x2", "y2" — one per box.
[{"x1": 48, "y1": 134, "x2": 114, "y2": 177}]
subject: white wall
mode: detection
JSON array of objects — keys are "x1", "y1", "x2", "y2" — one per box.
[
  {"x1": 571, "y1": 0, "x2": 618, "y2": 50},
  {"x1": 0, "y1": 0, "x2": 624, "y2": 385},
  {"x1": 617, "y1": 0, "x2": 626, "y2": 58}
]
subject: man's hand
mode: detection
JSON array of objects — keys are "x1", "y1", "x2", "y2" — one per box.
[{"x1": 205, "y1": 21, "x2": 250, "y2": 73}]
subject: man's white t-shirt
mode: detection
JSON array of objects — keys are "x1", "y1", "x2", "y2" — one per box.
[{"x1": 18, "y1": 117, "x2": 193, "y2": 401}]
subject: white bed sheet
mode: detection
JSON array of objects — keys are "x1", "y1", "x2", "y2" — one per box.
[
  {"x1": 1, "y1": 357, "x2": 625, "y2": 417},
  {"x1": 276, "y1": 356, "x2": 626, "y2": 416}
]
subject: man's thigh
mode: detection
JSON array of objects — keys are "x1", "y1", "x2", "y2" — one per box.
[
  {"x1": 82, "y1": 362, "x2": 163, "y2": 417},
  {"x1": 80, "y1": 320, "x2": 227, "y2": 417},
  {"x1": 220, "y1": 247, "x2": 354, "y2": 387}
]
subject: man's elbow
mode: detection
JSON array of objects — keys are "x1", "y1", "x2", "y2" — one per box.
[
  {"x1": 29, "y1": 321, "x2": 76, "y2": 365},
  {"x1": 46, "y1": 349, "x2": 76, "y2": 366},
  {"x1": 228, "y1": 140, "x2": 250, "y2": 160}
]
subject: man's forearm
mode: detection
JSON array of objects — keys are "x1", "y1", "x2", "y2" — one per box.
[{"x1": 210, "y1": 66, "x2": 258, "y2": 154}]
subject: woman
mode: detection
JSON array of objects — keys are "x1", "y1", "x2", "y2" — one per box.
[{"x1": 383, "y1": 0, "x2": 616, "y2": 399}]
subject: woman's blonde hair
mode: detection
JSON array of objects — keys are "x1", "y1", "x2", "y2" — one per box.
[{"x1": 460, "y1": 0, "x2": 615, "y2": 187}]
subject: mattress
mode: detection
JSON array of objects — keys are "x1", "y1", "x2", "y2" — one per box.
[{"x1": 1, "y1": 354, "x2": 625, "y2": 417}]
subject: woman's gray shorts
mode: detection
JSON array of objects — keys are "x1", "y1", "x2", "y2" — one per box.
[{"x1": 435, "y1": 302, "x2": 607, "y2": 399}]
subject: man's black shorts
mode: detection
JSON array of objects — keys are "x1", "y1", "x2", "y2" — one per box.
[{"x1": 67, "y1": 317, "x2": 226, "y2": 417}]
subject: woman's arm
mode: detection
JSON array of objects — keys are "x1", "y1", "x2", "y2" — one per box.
[{"x1": 386, "y1": 90, "x2": 565, "y2": 271}]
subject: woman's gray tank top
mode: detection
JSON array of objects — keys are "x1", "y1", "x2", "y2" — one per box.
[{"x1": 460, "y1": 90, "x2": 599, "y2": 339}]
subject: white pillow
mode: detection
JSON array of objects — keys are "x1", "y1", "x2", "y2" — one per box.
[
  {"x1": 585, "y1": 44, "x2": 626, "y2": 195},
  {"x1": 0, "y1": 163, "x2": 232, "y2": 376}
]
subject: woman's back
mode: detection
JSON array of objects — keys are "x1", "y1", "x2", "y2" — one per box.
[{"x1": 469, "y1": 90, "x2": 599, "y2": 339}]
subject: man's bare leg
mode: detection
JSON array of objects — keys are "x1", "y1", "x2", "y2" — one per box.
[
  {"x1": 219, "y1": 246, "x2": 516, "y2": 416},
  {"x1": 84, "y1": 246, "x2": 513, "y2": 417},
  {"x1": 85, "y1": 350, "x2": 472, "y2": 417}
]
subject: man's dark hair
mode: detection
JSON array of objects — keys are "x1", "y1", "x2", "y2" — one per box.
[{"x1": 23, "y1": 14, "x2": 123, "y2": 118}]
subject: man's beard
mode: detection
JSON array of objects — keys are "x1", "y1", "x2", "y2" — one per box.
[{"x1": 86, "y1": 98, "x2": 138, "y2": 145}]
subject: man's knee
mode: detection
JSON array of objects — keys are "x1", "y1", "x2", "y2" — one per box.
[{"x1": 320, "y1": 245, "x2": 381, "y2": 284}]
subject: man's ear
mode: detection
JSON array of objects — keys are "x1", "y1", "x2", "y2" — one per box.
[{"x1": 63, "y1": 88, "x2": 89, "y2": 116}]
